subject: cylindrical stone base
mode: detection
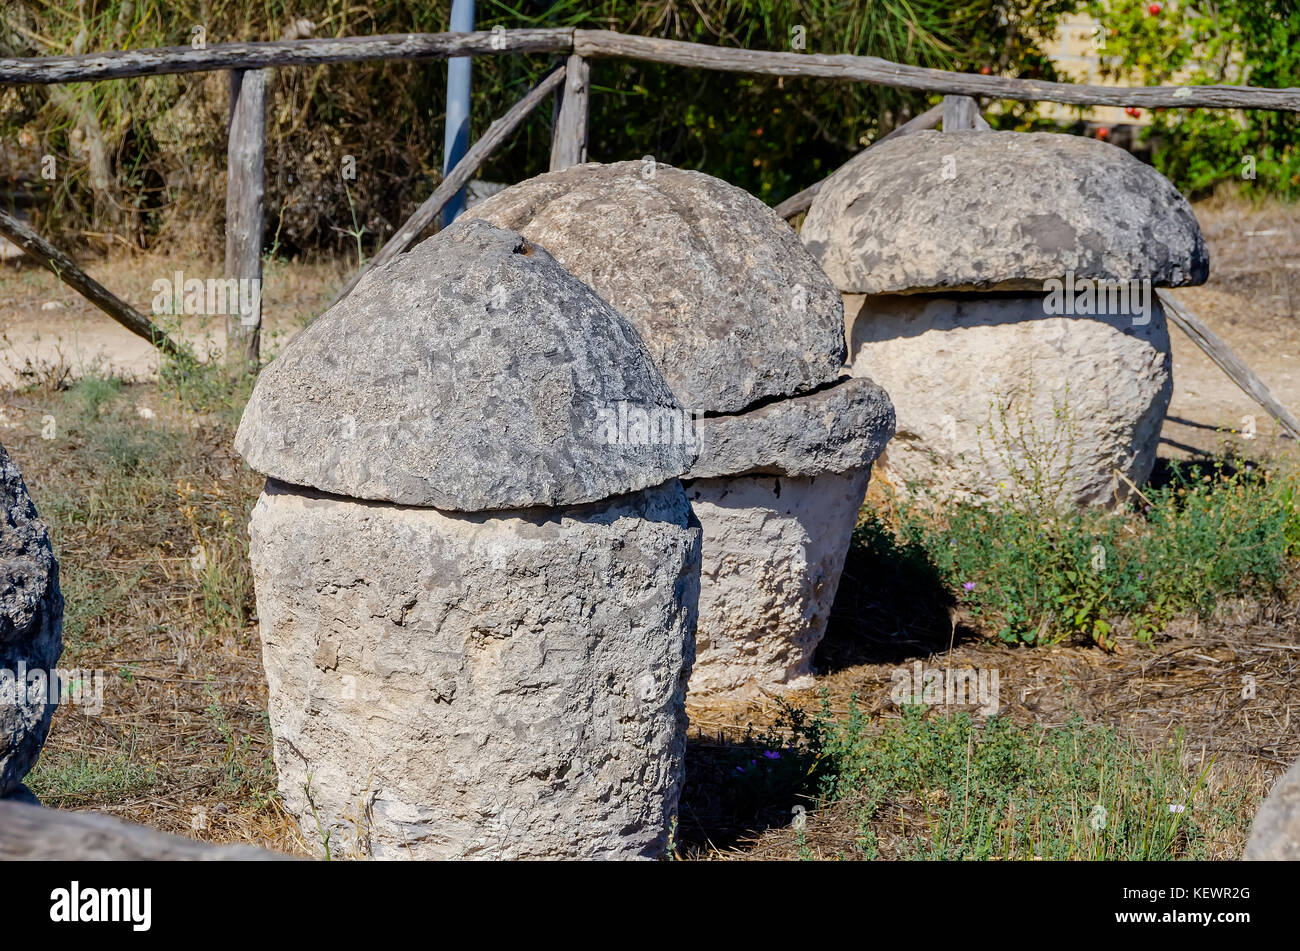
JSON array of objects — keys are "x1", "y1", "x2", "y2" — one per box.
[
  {"x1": 248, "y1": 479, "x2": 701, "y2": 860},
  {"x1": 846, "y1": 293, "x2": 1173, "y2": 507},
  {"x1": 683, "y1": 468, "x2": 871, "y2": 698}
]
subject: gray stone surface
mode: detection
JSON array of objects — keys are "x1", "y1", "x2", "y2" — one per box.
[
  {"x1": 847, "y1": 293, "x2": 1172, "y2": 507},
  {"x1": 0, "y1": 440, "x2": 63, "y2": 799},
  {"x1": 688, "y1": 376, "x2": 895, "y2": 479},
  {"x1": 1245, "y1": 757, "x2": 1300, "y2": 860},
  {"x1": 0, "y1": 800, "x2": 292, "y2": 860},
  {"x1": 236, "y1": 218, "x2": 694, "y2": 512},
  {"x1": 685, "y1": 469, "x2": 870, "y2": 697},
  {"x1": 803, "y1": 131, "x2": 1209, "y2": 294},
  {"x1": 465, "y1": 161, "x2": 846, "y2": 414},
  {"x1": 249, "y1": 478, "x2": 700, "y2": 860}
]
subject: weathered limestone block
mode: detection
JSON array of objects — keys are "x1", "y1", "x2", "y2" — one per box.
[
  {"x1": 465, "y1": 160, "x2": 846, "y2": 414},
  {"x1": 250, "y1": 480, "x2": 699, "y2": 860},
  {"x1": 685, "y1": 468, "x2": 872, "y2": 696},
  {"x1": 237, "y1": 219, "x2": 702, "y2": 859},
  {"x1": 1, "y1": 440, "x2": 63, "y2": 800},
  {"x1": 1245, "y1": 757, "x2": 1300, "y2": 861},
  {"x1": 847, "y1": 293, "x2": 1172, "y2": 507},
  {"x1": 802, "y1": 130, "x2": 1209, "y2": 295}
]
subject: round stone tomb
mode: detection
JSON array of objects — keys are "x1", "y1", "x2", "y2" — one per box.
[
  {"x1": 235, "y1": 219, "x2": 702, "y2": 859},
  {"x1": 802, "y1": 130, "x2": 1208, "y2": 507},
  {"x1": 468, "y1": 163, "x2": 896, "y2": 697}
]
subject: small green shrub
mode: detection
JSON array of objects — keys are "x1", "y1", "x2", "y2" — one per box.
[
  {"x1": 775, "y1": 699, "x2": 1246, "y2": 860},
  {"x1": 862, "y1": 457, "x2": 1298, "y2": 647}
]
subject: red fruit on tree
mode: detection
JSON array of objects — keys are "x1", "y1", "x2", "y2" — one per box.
[
  {"x1": 1148, "y1": 3, "x2": 1162, "y2": 14},
  {"x1": 980, "y1": 65, "x2": 992, "y2": 75},
  {"x1": 1096, "y1": 127, "x2": 1110, "y2": 139}
]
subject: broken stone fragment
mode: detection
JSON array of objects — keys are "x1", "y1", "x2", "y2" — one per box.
[
  {"x1": 1246, "y1": 757, "x2": 1300, "y2": 860},
  {"x1": 465, "y1": 160, "x2": 846, "y2": 414},
  {"x1": 0, "y1": 440, "x2": 63, "y2": 801},
  {"x1": 689, "y1": 376, "x2": 894, "y2": 480},
  {"x1": 237, "y1": 219, "x2": 701, "y2": 859}
]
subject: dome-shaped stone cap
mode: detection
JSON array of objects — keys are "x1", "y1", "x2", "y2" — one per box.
[
  {"x1": 235, "y1": 219, "x2": 696, "y2": 512},
  {"x1": 464, "y1": 161, "x2": 846, "y2": 415},
  {"x1": 802, "y1": 130, "x2": 1209, "y2": 295},
  {"x1": 687, "y1": 376, "x2": 895, "y2": 480}
]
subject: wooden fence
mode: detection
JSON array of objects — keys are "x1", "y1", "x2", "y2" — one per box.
[{"x1": 1, "y1": 28, "x2": 1298, "y2": 386}]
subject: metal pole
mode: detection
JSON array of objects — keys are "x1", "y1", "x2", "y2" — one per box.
[{"x1": 442, "y1": 0, "x2": 475, "y2": 226}]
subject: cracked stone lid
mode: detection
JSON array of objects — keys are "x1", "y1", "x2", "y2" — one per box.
[
  {"x1": 687, "y1": 375, "x2": 896, "y2": 480},
  {"x1": 235, "y1": 219, "x2": 696, "y2": 512},
  {"x1": 802, "y1": 130, "x2": 1210, "y2": 295},
  {"x1": 464, "y1": 161, "x2": 846, "y2": 415}
]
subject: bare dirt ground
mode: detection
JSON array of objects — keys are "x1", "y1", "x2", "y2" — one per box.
[
  {"x1": 0, "y1": 251, "x2": 352, "y2": 388},
  {"x1": 2, "y1": 193, "x2": 1298, "y2": 859}
]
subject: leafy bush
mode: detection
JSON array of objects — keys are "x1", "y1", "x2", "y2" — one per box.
[
  {"x1": 861, "y1": 457, "x2": 1299, "y2": 648},
  {"x1": 1084, "y1": 0, "x2": 1300, "y2": 200}
]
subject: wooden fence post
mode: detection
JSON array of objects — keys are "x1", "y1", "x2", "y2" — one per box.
[
  {"x1": 550, "y1": 53, "x2": 590, "y2": 170},
  {"x1": 942, "y1": 95, "x2": 980, "y2": 131},
  {"x1": 225, "y1": 68, "x2": 266, "y2": 372}
]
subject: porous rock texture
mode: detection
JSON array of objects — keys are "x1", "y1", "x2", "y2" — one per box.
[
  {"x1": 847, "y1": 293, "x2": 1172, "y2": 507},
  {"x1": 1245, "y1": 757, "x2": 1300, "y2": 860},
  {"x1": 688, "y1": 376, "x2": 894, "y2": 480},
  {"x1": 235, "y1": 218, "x2": 694, "y2": 511},
  {"x1": 249, "y1": 479, "x2": 700, "y2": 859},
  {"x1": 685, "y1": 469, "x2": 872, "y2": 696},
  {"x1": 802, "y1": 130, "x2": 1209, "y2": 295},
  {"x1": 464, "y1": 160, "x2": 846, "y2": 413},
  {"x1": 1, "y1": 440, "x2": 63, "y2": 800},
  {"x1": 462, "y1": 165, "x2": 894, "y2": 698}
]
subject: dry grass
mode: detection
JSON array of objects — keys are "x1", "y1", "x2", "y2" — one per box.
[
  {"x1": 2, "y1": 380, "x2": 310, "y2": 856},
  {"x1": 680, "y1": 595, "x2": 1300, "y2": 859}
]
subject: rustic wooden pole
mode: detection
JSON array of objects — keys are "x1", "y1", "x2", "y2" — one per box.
[
  {"x1": 225, "y1": 68, "x2": 266, "y2": 372},
  {"x1": 0, "y1": 206, "x2": 191, "y2": 360},
  {"x1": 942, "y1": 95, "x2": 980, "y2": 130},
  {"x1": 4, "y1": 29, "x2": 1297, "y2": 113},
  {"x1": 0, "y1": 30, "x2": 576, "y2": 85},
  {"x1": 1158, "y1": 289, "x2": 1300, "y2": 441},
  {"x1": 571, "y1": 30, "x2": 1300, "y2": 113},
  {"x1": 775, "y1": 102, "x2": 943, "y2": 220},
  {"x1": 332, "y1": 65, "x2": 567, "y2": 305},
  {"x1": 550, "y1": 53, "x2": 590, "y2": 170}
]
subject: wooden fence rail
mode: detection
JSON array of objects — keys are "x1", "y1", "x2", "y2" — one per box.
[
  {"x1": 3, "y1": 29, "x2": 1297, "y2": 113},
  {"x1": 0, "y1": 30, "x2": 574, "y2": 84},
  {"x1": 5, "y1": 27, "x2": 1300, "y2": 374}
]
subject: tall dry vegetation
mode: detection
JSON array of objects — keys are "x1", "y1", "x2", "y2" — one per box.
[{"x1": 0, "y1": 0, "x2": 1078, "y2": 257}]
